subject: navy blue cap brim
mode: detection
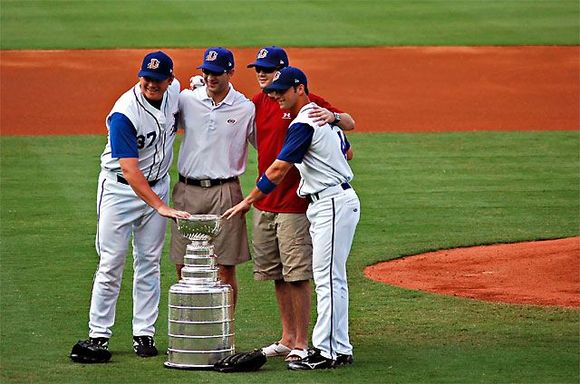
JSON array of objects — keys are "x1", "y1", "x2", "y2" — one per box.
[
  {"x1": 197, "y1": 63, "x2": 229, "y2": 73},
  {"x1": 246, "y1": 60, "x2": 278, "y2": 69},
  {"x1": 138, "y1": 70, "x2": 170, "y2": 81},
  {"x1": 263, "y1": 83, "x2": 292, "y2": 93}
]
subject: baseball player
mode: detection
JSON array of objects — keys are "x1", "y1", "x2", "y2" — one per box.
[
  {"x1": 224, "y1": 66, "x2": 360, "y2": 370},
  {"x1": 246, "y1": 46, "x2": 355, "y2": 362},
  {"x1": 70, "y1": 51, "x2": 191, "y2": 363}
]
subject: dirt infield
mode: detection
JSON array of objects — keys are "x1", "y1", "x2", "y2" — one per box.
[
  {"x1": 365, "y1": 238, "x2": 580, "y2": 308},
  {"x1": 1, "y1": 46, "x2": 578, "y2": 308},
  {"x1": 1, "y1": 46, "x2": 578, "y2": 135}
]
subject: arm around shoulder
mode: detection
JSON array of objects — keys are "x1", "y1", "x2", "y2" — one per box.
[
  {"x1": 337, "y1": 113, "x2": 355, "y2": 131},
  {"x1": 346, "y1": 146, "x2": 354, "y2": 160}
]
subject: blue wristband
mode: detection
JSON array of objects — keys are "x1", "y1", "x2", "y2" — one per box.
[{"x1": 256, "y1": 174, "x2": 277, "y2": 194}]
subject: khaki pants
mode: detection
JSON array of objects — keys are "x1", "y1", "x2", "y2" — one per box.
[
  {"x1": 252, "y1": 208, "x2": 313, "y2": 282},
  {"x1": 170, "y1": 180, "x2": 250, "y2": 266}
]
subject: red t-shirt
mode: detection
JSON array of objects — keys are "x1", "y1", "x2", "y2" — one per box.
[{"x1": 252, "y1": 92, "x2": 342, "y2": 213}]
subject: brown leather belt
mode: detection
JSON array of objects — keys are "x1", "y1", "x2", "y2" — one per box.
[{"x1": 179, "y1": 173, "x2": 238, "y2": 188}]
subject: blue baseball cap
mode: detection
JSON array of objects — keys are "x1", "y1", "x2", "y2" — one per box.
[
  {"x1": 138, "y1": 51, "x2": 173, "y2": 81},
  {"x1": 263, "y1": 66, "x2": 307, "y2": 93},
  {"x1": 247, "y1": 46, "x2": 289, "y2": 69},
  {"x1": 197, "y1": 47, "x2": 234, "y2": 73}
]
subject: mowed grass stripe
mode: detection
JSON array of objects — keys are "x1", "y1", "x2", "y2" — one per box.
[
  {"x1": 1, "y1": 0, "x2": 578, "y2": 49},
  {"x1": 1, "y1": 132, "x2": 578, "y2": 383}
]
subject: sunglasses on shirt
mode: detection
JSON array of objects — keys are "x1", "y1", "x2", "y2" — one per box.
[
  {"x1": 202, "y1": 69, "x2": 226, "y2": 76},
  {"x1": 254, "y1": 66, "x2": 277, "y2": 74}
]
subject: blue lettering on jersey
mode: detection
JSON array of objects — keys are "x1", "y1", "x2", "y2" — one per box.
[
  {"x1": 172, "y1": 112, "x2": 179, "y2": 134},
  {"x1": 336, "y1": 130, "x2": 351, "y2": 158},
  {"x1": 137, "y1": 131, "x2": 157, "y2": 149},
  {"x1": 277, "y1": 122, "x2": 314, "y2": 164},
  {"x1": 109, "y1": 112, "x2": 138, "y2": 158}
]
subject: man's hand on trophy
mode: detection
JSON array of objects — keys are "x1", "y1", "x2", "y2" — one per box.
[
  {"x1": 222, "y1": 200, "x2": 251, "y2": 220},
  {"x1": 157, "y1": 205, "x2": 192, "y2": 220}
]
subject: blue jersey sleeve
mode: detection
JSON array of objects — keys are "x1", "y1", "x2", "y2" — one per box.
[
  {"x1": 277, "y1": 122, "x2": 314, "y2": 164},
  {"x1": 108, "y1": 112, "x2": 138, "y2": 158}
]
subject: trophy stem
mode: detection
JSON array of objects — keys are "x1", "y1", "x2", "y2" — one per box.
[
  {"x1": 192, "y1": 240, "x2": 210, "y2": 248},
  {"x1": 180, "y1": 240, "x2": 217, "y2": 284}
]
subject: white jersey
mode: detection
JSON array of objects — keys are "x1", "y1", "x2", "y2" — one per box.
[
  {"x1": 100, "y1": 79, "x2": 180, "y2": 181},
  {"x1": 289, "y1": 102, "x2": 359, "y2": 361},
  {"x1": 290, "y1": 102, "x2": 354, "y2": 196},
  {"x1": 177, "y1": 84, "x2": 255, "y2": 179}
]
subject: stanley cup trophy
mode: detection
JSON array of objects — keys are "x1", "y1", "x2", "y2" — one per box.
[{"x1": 164, "y1": 214, "x2": 235, "y2": 369}]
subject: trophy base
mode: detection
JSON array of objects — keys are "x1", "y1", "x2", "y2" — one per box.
[
  {"x1": 165, "y1": 347, "x2": 234, "y2": 369},
  {"x1": 163, "y1": 361, "x2": 214, "y2": 370},
  {"x1": 166, "y1": 282, "x2": 234, "y2": 369}
]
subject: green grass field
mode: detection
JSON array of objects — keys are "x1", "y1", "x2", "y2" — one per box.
[
  {"x1": 1, "y1": 0, "x2": 578, "y2": 49},
  {"x1": 1, "y1": 133, "x2": 578, "y2": 383},
  {"x1": 1, "y1": 1, "x2": 579, "y2": 383}
]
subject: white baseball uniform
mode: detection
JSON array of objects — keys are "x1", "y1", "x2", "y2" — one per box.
[
  {"x1": 89, "y1": 79, "x2": 180, "y2": 339},
  {"x1": 277, "y1": 101, "x2": 360, "y2": 360}
]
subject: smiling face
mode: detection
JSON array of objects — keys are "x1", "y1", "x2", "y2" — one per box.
[
  {"x1": 254, "y1": 66, "x2": 278, "y2": 89},
  {"x1": 271, "y1": 85, "x2": 299, "y2": 110},
  {"x1": 268, "y1": 83, "x2": 310, "y2": 115},
  {"x1": 139, "y1": 75, "x2": 173, "y2": 101},
  {"x1": 202, "y1": 69, "x2": 233, "y2": 100}
]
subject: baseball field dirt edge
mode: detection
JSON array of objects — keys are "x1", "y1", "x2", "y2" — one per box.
[
  {"x1": 365, "y1": 237, "x2": 579, "y2": 308},
  {"x1": 1, "y1": 46, "x2": 578, "y2": 135},
  {"x1": 1, "y1": 47, "x2": 578, "y2": 308}
]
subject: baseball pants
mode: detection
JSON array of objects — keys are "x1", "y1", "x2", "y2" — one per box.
[
  {"x1": 89, "y1": 172, "x2": 169, "y2": 339},
  {"x1": 307, "y1": 187, "x2": 360, "y2": 360}
]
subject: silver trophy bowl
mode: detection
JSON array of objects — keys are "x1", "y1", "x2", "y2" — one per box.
[{"x1": 176, "y1": 214, "x2": 222, "y2": 242}]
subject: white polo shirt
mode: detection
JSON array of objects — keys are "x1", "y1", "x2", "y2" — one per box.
[{"x1": 177, "y1": 84, "x2": 255, "y2": 179}]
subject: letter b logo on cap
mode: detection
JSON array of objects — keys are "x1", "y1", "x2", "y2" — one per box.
[
  {"x1": 147, "y1": 58, "x2": 160, "y2": 69},
  {"x1": 206, "y1": 51, "x2": 218, "y2": 61},
  {"x1": 138, "y1": 51, "x2": 173, "y2": 81}
]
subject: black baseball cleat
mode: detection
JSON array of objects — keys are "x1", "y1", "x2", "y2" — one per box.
[
  {"x1": 333, "y1": 353, "x2": 353, "y2": 367},
  {"x1": 89, "y1": 337, "x2": 110, "y2": 350},
  {"x1": 133, "y1": 335, "x2": 158, "y2": 357},
  {"x1": 70, "y1": 337, "x2": 111, "y2": 363},
  {"x1": 287, "y1": 348, "x2": 334, "y2": 370}
]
